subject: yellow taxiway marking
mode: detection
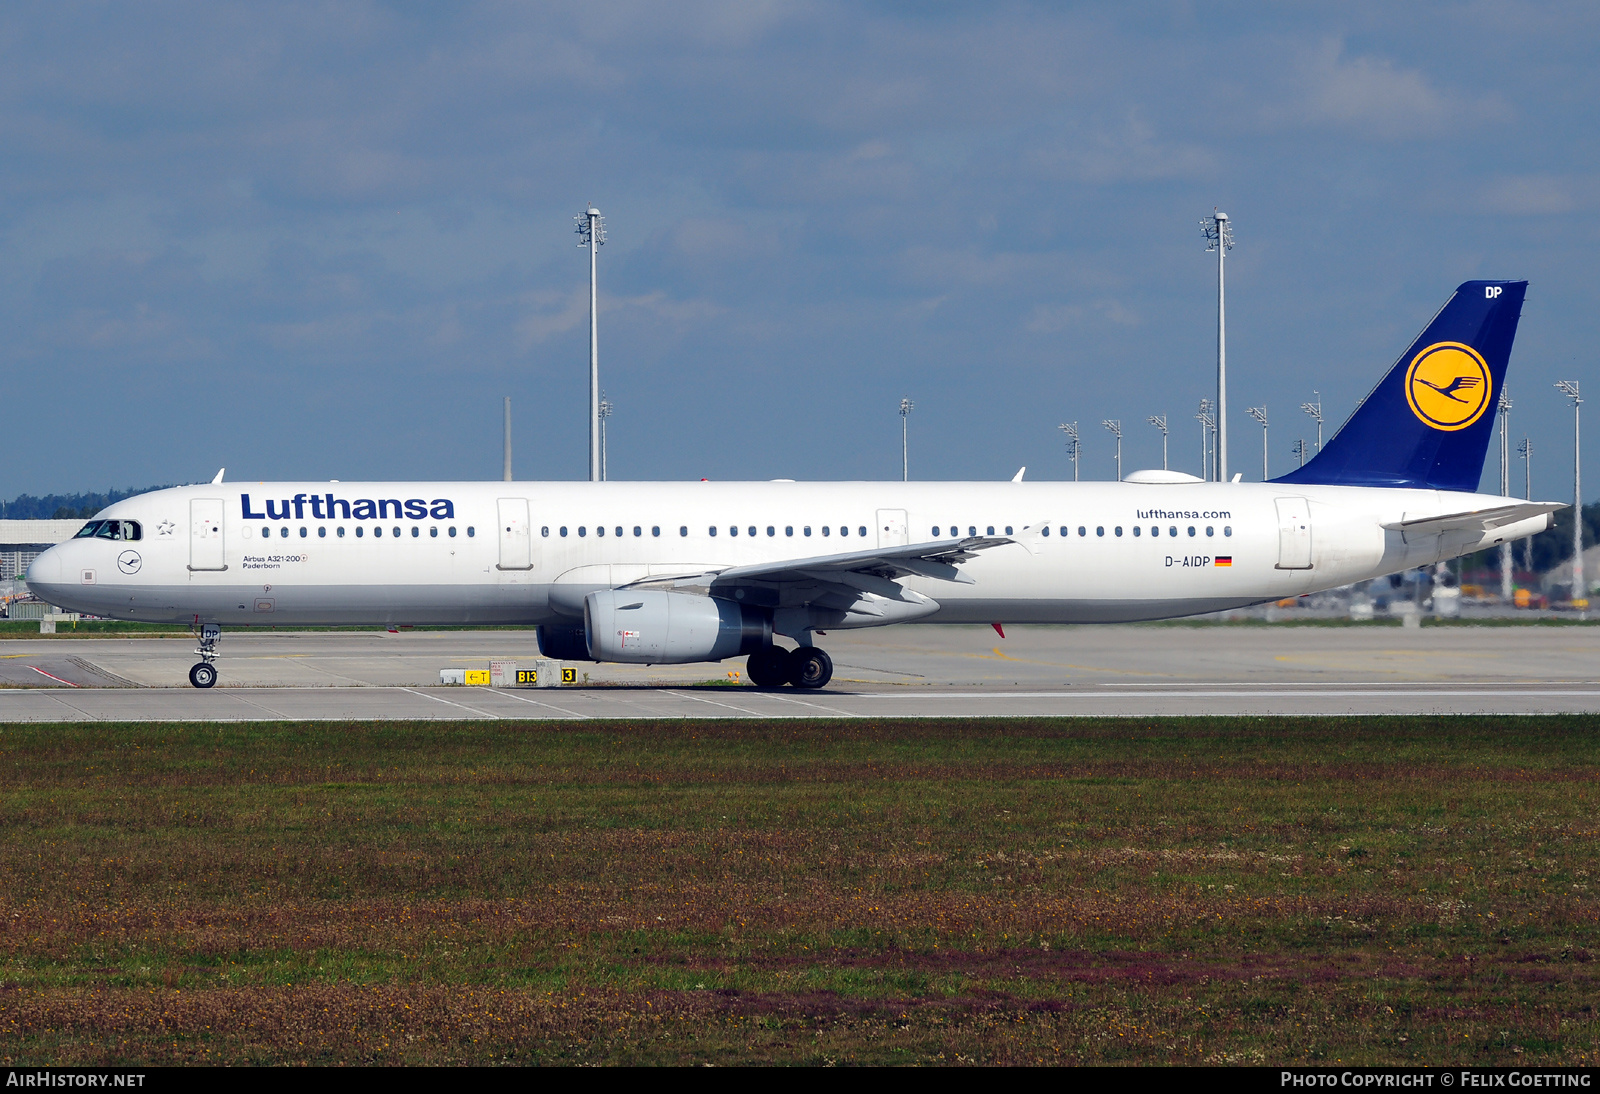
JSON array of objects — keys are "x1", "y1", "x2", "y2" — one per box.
[{"x1": 978, "y1": 647, "x2": 1174, "y2": 677}]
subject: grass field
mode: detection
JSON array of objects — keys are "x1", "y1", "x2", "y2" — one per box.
[{"x1": 0, "y1": 715, "x2": 1595, "y2": 1066}]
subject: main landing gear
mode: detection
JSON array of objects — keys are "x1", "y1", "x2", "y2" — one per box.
[
  {"x1": 747, "y1": 645, "x2": 833, "y2": 690},
  {"x1": 189, "y1": 623, "x2": 220, "y2": 689}
]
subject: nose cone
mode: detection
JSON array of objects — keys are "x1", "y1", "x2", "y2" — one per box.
[{"x1": 25, "y1": 547, "x2": 62, "y2": 587}]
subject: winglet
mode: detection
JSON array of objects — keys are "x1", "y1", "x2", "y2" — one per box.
[
  {"x1": 211, "y1": 468, "x2": 225, "y2": 484},
  {"x1": 1012, "y1": 467, "x2": 1026, "y2": 482}
]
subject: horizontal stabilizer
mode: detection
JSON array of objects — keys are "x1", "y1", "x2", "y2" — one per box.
[{"x1": 1381, "y1": 501, "x2": 1564, "y2": 538}]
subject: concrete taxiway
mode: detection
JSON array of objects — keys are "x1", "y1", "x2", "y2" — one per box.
[{"x1": 2, "y1": 623, "x2": 1598, "y2": 720}]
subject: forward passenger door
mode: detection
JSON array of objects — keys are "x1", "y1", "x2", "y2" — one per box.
[{"x1": 188, "y1": 499, "x2": 227, "y2": 572}]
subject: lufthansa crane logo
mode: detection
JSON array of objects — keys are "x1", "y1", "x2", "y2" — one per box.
[{"x1": 1404, "y1": 341, "x2": 1492, "y2": 432}]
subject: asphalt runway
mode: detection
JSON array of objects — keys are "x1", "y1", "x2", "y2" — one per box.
[{"x1": 3, "y1": 623, "x2": 1599, "y2": 720}]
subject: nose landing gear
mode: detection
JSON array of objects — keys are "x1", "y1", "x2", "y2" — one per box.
[
  {"x1": 189, "y1": 623, "x2": 220, "y2": 689},
  {"x1": 746, "y1": 645, "x2": 833, "y2": 690}
]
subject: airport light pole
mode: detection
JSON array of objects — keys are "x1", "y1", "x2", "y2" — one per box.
[
  {"x1": 1292, "y1": 438, "x2": 1308, "y2": 468},
  {"x1": 503, "y1": 396, "x2": 513, "y2": 482},
  {"x1": 1146, "y1": 415, "x2": 1169, "y2": 470},
  {"x1": 1195, "y1": 399, "x2": 1214, "y2": 480},
  {"x1": 1247, "y1": 405, "x2": 1268, "y2": 480},
  {"x1": 1058, "y1": 422, "x2": 1080, "y2": 482},
  {"x1": 1201, "y1": 210, "x2": 1233, "y2": 481},
  {"x1": 899, "y1": 398, "x2": 914, "y2": 482},
  {"x1": 598, "y1": 393, "x2": 613, "y2": 482},
  {"x1": 1103, "y1": 419, "x2": 1122, "y2": 481},
  {"x1": 575, "y1": 204, "x2": 606, "y2": 482},
  {"x1": 1301, "y1": 392, "x2": 1323, "y2": 453},
  {"x1": 1520, "y1": 437, "x2": 1533, "y2": 574},
  {"x1": 1556, "y1": 380, "x2": 1584, "y2": 609},
  {"x1": 1498, "y1": 390, "x2": 1513, "y2": 601}
]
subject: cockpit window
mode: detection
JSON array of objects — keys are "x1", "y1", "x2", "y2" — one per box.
[
  {"x1": 89, "y1": 520, "x2": 142, "y2": 541},
  {"x1": 74, "y1": 521, "x2": 104, "y2": 539}
]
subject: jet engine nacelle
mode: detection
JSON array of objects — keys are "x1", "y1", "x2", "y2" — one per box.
[{"x1": 584, "y1": 589, "x2": 770, "y2": 664}]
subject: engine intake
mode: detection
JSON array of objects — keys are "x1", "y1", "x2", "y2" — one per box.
[{"x1": 584, "y1": 590, "x2": 770, "y2": 664}]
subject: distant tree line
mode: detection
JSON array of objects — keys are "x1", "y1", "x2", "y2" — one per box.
[{"x1": 0, "y1": 487, "x2": 176, "y2": 521}]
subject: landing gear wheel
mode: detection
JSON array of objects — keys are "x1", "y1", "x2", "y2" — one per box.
[
  {"x1": 747, "y1": 647, "x2": 791, "y2": 688},
  {"x1": 787, "y1": 646, "x2": 833, "y2": 690},
  {"x1": 188, "y1": 662, "x2": 217, "y2": 689}
]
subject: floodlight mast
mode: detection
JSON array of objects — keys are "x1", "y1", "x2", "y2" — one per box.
[
  {"x1": 1519, "y1": 437, "x2": 1533, "y2": 573},
  {"x1": 1292, "y1": 438, "x2": 1308, "y2": 468},
  {"x1": 576, "y1": 205, "x2": 606, "y2": 482},
  {"x1": 1103, "y1": 419, "x2": 1122, "y2": 481},
  {"x1": 503, "y1": 396, "x2": 513, "y2": 482},
  {"x1": 1201, "y1": 210, "x2": 1233, "y2": 481},
  {"x1": 1498, "y1": 390, "x2": 1513, "y2": 601},
  {"x1": 1247, "y1": 405, "x2": 1268, "y2": 480},
  {"x1": 1556, "y1": 380, "x2": 1584, "y2": 611},
  {"x1": 1194, "y1": 399, "x2": 1214, "y2": 480},
  {"x1": 598, "y1": 392, "x2": 613, "y2": 482},
  {"x1": 899, "y1": 398, "x2": 914, "y2": 482},
  {"x1": 1147, "y1": 415, "x2": 1169, "y2": 471},
  {"x1": 1058, "y1": 422, "x2": 1080, "y2": 482},
  {"x1": 1300, "y1": 392, "x2": 1323, "y2": 452}
]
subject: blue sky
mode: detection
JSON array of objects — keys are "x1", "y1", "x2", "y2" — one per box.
[{"x1": 2, "y1": 2, "x2": 1596, "y2": 498}]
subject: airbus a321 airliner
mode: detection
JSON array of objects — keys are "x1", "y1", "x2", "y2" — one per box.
[{"x1": 27, "y1": 280, "x2": 1561, "y2": 689}]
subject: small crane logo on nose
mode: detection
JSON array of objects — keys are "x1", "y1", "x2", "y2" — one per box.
[{"x1": 117, "y1": 551, "x2": 142, "y2": 575}]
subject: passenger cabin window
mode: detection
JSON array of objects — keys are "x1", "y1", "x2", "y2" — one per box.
[
  {"x1": 1078, "y1": 527, "x2": 1086, "y2": 537},
  {"x1": 411, "y1": 527, "x2": 420, "y2": 538},
  {"x1": 300, "y1": 527, "x2": 308, "y2": 538},
  {"x1": 541, "y1": 526, "x2": 549, "y2": 537},
  {"x1": 1133, "y1": 527, "x2": 1141, "y2": 537},
  {"x1": 449, "y1": 526, "x2": 457, "y2": 537},
  {"x1": 709, "y1": 526, "x2": 717, "y2": 537},
  {"x1": 822, "y1": 527, "x2": 830, "y2": 537},
  {"x1": 804, "y1": 526, "x2": 812, "y2": 536},
  {"x1": 633, "y1": 526, "x2": 642, "y2": 537},
  {"x1": 280, "y1": 527, "x2": 289, "y2": 538},
  {"x1": 785, "y1": 526, "x2": 793, "y2": 536},
  {"x1": 356, "y1": 526, "x2": 363, "y2": 538},
  {"x1": 652, "y1": 526, "x2": 660, "y2": 537},
  {"x1": 338, "y1": 527, "x2": 346, "y2": 538},
  {"x1": 318, "y1": 527, "x2": 327, "y2": 538},
  {"x1": 858, "y1": 526, "x2": 867, "y2": 537},
  {"x1": 467, "y1": 527, "x2": 475, "y2": 537},
  {"x1": 430, "y1": 527, "x2": 438, "y2": 538},
  {"x1": 393, "y1": 527, "x2": 401, "y2": 538},
  {"x1": 679, "y1": 526, "x2": 687, "y2": 537}
]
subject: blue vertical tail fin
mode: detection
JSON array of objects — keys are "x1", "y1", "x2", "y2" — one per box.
[{"x1": 1273, "y1": 280, "x2": 1526, "y2": 492}]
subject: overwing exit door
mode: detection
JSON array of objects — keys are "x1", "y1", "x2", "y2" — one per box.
[
  {"x1": 496, "y1": 498, "x2": 533, "y2": 570},
  {"x1": 877, "y1": 509, "x2": 908, "y2": 547}
]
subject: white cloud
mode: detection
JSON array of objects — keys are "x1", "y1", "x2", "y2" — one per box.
[{"x1": 1262, "y1": 39, "x2": 1511, "y2": 139}]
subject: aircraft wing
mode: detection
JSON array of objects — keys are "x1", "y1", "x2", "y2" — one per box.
[
  {"x1": 1382, "y1": 501, "x2": 1565, "y2": 538},
  {"x1": 615, "y1": 531, "x2": 1035, "y2": 621}
]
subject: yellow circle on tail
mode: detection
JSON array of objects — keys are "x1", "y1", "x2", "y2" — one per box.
[{"x1": 1404, "y1": 342, "x2": 1492, "y2": 431}]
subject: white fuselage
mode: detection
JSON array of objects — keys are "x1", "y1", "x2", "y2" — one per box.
[{"x1": 25, "y1": 479, "x2": 1548, "y2": 634}]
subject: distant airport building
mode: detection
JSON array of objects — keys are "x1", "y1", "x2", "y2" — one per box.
[{"x1": 0, "y1": 519, "x2": 83, "y2": 580}]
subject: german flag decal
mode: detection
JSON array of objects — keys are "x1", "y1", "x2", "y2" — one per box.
[{"x1": 1215, "y1": 556, "x2": 1233, "y2": 567}]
